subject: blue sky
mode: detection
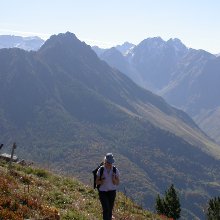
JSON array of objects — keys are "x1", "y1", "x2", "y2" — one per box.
[{"x1": 1, "y1": 0, "x2": 220, "y2": 53}]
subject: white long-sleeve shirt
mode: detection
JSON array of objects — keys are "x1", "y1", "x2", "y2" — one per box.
[{"x1": 97, "y1": 166, "x2": 119, "y2": 191}]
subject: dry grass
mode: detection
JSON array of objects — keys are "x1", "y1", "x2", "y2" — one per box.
[{"x1": 0, "y1": 160, "x2": 162, "y2": 220}]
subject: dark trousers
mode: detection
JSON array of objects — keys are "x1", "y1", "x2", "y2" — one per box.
[{"x1": 99, "y1": 190, "x2": 116, "y2": 220}]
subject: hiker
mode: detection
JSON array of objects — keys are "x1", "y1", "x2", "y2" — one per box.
[{"x1": 96, "y1": 153, "x2": 120, "y2": 220}]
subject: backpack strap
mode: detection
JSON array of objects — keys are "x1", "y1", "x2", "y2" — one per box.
[
  {"x1": 99, "y1": 166, "x2": 104, "y2": 180},
  {"x1": 97, "y1": 166, "x2": 104, "y2": 190},
  {"x1": 113, "y1": 166, "x2": 116, "y2": 174}
]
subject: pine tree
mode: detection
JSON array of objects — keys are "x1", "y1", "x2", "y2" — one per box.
[
  {"x1": 155, "y1": 194, "x2": 165, "y2": 214},
  {"x1": 155, "y1": 184, "x2": 181, "y2": 219},
  {"x1": 164, "y1": 184, "x2": 181, "y2": 219},
  {"x1": 207, "y1": 196, "x2": 220, "y2": 219}
]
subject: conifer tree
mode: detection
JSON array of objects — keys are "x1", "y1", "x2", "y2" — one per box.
[
  {"x1": 155, "y1": 184, "x2": 181, "y2": 219},
  {"x1": 164, "y1": 184, "x2": 181, "y2": 219},
  {"x1": 155, "y1": 194, "x2": 165, "y2": 215},
  {"x1": 207, "y1": 196, "x2": 220, "y2": 219}
]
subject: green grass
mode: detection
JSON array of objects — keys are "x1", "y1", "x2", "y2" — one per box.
[{"x1": 0, "y1": 160, "x2": 162, "y2": 220}]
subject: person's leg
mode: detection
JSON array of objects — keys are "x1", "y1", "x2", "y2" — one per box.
[
  {"x1": 107, "y1": 190, "x2": 116, "y2": 220},
  {"x1": 99, "y1": 191, "x2": 111, "y2": 220}
]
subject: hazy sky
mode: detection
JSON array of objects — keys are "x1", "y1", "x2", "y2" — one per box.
[{"x1": 1, "y1": 0, "x2": 220, "y2": 53}]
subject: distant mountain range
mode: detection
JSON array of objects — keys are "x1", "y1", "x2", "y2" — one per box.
[
  {"x1": 1, "y1": 32, "x2": 220, "y2": 219},
  {"x1": 93, "y1": 38, "x2": 220, "y2": 144},
  {"x1": 0, "y1": 35, "x2": 44, "y2": 51}
]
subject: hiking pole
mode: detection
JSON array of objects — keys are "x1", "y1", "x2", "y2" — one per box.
[
  {"x1": 0, "y1": 144, "x2": 3, "y2": 158},
  {"x1": 9, "y1": 142, "x2": 16, "y2": 170}
]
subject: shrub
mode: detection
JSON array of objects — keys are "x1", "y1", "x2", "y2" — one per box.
[{"x1": 207, "y1": 196, "x2": 220, "y2": 219}]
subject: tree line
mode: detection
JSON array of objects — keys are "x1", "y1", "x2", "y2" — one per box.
[{"x1": 155, "y1": 184, "x2": 220, "y2": 219}]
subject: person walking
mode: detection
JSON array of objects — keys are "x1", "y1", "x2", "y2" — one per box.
[{"x1": 96, "y1": 153, "x2": 120, "y2": 220}]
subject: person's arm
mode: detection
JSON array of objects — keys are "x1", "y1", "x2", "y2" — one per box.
[
  {"x1": 112, "y1": 172, "x2": 120, "y2": 185},
  {"x1": 96, "y1": 176, "x2": 105, "y2": 185}
]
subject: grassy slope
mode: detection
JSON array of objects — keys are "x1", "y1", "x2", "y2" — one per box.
[
  {"x1": 195, "y1": 107, "x2": 220, "y2": 144},
  {"x1": 132, "y1": 102, "x2": 220, "y2": 159},
  {"x1": 0, "y1": 160, "x2": 163, "y2": 220}
]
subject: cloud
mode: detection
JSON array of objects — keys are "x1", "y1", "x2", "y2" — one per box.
[{"x1": 0, "y1": 29, "x2": 50, "y2": 40}]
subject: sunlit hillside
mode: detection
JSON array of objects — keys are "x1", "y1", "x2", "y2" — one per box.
[{"x1": 0, "y1": 159, "x2": 163, "y2": 220}]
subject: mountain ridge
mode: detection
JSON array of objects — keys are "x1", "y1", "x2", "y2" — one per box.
[
  {"x1": 0, "y1": 35, "x2": 44, "y2": 51},
  {"x1": 36, "y1": 33, "x2": 216, "y2": 153},
  {"x1": 93, "y1": 36, "x2": 220, "y2": 144}
]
